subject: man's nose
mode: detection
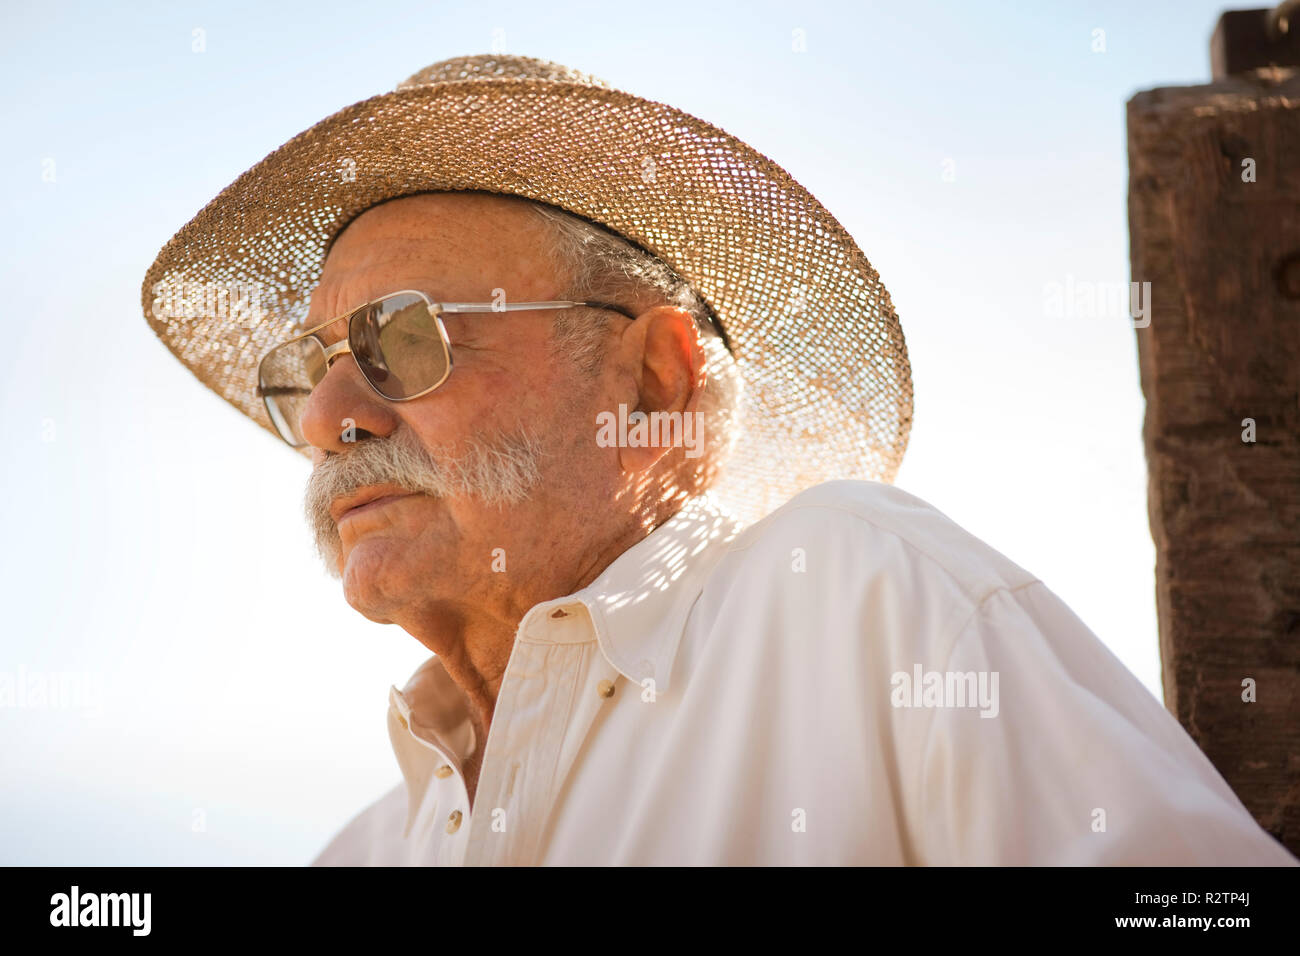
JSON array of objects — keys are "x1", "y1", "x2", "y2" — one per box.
[{"x1": 298, "y1": 349, "x2": 400, "y2": 453}]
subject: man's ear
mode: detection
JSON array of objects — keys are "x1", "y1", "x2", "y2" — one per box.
[{"x1": 616, "y1": 306, "x2": 706, "y2": 475}]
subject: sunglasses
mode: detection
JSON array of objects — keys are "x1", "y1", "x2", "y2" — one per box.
[{"x1": 256, "y1": 289, "x2": 636, "y2": 448}]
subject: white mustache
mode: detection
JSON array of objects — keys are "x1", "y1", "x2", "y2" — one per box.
[{"x1": 303, "y1": 425, "x2": 545, "y2": 578}]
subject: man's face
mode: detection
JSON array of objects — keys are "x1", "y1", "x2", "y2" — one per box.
[{"x1": 296, "y1": 192, "x2": 620, "y2": 628}]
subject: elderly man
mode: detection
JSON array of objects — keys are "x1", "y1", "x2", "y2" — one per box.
[{"x1": 143, "y1": 55, "x2": 1296, "y2": 866}]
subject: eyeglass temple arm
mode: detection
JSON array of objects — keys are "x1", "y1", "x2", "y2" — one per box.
[
  {"x1": 439, "y1": 300, "x2": 637, "y2": 320},
  {"x1": 315, "y1": 303, "x2": 601, "y2": 359},
  {"x1": 440, "y1": 299, "x2": 731, "y2": 353}
]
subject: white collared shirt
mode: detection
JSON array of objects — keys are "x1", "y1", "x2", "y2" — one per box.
[{"x1": 311, "y1": 480, "x2": 1297, "y2": 866}]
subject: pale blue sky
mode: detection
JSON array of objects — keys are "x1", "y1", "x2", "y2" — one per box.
[{"x1": 0, "y1": 0, "x2": 1239, "y2": 863}]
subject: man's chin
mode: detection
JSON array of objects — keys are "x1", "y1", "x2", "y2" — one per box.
[
  {"x1": 317, "y1": 529, "x2": 396, "y2": 583},
  {"x1": 336, "y1": 538, "x2": 411, "y2": 623}
]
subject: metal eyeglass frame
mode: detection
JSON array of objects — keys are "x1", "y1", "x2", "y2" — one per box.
[{"x1": 256, "y1": 288, "x2": 637, "y2": 447}]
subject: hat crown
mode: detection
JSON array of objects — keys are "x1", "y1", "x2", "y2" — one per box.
[{"x1": 396, "y1": 54, "x2": 611, "y2": 92}]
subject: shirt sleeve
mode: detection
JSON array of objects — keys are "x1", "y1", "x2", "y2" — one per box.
[
  {"x1": 912, "y1": 581, "x2": 1298, "y2": 865},
  {"x1": 309, "y1": 782, "x2": 410, "y2": 866}
]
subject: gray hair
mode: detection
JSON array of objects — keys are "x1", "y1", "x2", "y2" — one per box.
[{"x1": 525, "y1": 200, "x2": 745, "y2": 492}]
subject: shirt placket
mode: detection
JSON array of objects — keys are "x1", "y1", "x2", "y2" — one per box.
[
  {"x1": 459, "y1": 604, "x2": 609, "y2": 865},
  {"x1": 388, "y1": 690, "x2": 473, "y2": 865}
]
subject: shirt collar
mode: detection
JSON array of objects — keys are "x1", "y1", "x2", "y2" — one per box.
[
  {"x1": 569, "y1": 490, "x2": 744, "y2": 695},
  {"x1": 389, "y1": 491, "x2": 744, "y2": 758}
]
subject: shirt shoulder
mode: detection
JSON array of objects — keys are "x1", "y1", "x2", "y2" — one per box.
[
  {"x1": 723, "y1": 479, "x2": 1039, "y2": 608},
  {"x1": 310, "y1": 782, "x2": 411, "y2": 866}
]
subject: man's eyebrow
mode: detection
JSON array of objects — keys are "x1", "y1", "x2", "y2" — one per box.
[
  {"x1": 301, "y1": 281, "x2": 534, "y2": 334},
  {"x1": 296, "y1": 284, "x2": 450, "y2": 337}
]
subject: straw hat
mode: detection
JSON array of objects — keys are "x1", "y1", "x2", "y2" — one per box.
[{"x1": 140, "y1": 53, "x2": 913, "y2": 525}]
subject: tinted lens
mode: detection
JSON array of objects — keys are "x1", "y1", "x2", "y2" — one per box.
[
  {"x1": 258, "y1": 335, "x2": 327, "y2": 447},
  {"x1": 350, "y1": 293, "x2": 449, "y2": 399}
]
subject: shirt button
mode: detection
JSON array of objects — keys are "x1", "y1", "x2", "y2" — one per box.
[
  {"x1": 434, "y1": 764, "x2": 453, "y2": 779},
  {"x1": 597, "y1": 679, "x2": 616, "y2": 699},
  {"x1": 446, "y1": 810, "x2": 463, "y2": 834}
]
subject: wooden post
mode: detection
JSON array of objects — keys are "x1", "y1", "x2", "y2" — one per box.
[{"x1": 1127, "y1": 60, "x2": 1300, "y2": 854}]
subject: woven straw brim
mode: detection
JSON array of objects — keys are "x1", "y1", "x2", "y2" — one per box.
[{"x1": 140, "y1": 74, "x2": 913, "y2": 526}]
